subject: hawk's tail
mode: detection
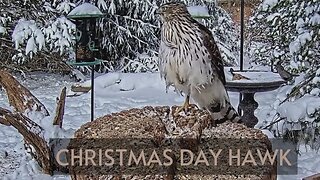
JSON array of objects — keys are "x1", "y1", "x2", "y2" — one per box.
[{"x1": 208, "y1": 101, "x2": 242, "y2": 124}]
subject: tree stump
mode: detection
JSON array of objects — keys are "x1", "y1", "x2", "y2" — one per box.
[{"x1": 69, "y1": 106, "x2": 276, "y2": 180}]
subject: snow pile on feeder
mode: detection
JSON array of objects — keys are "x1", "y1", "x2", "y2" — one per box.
[
  {"x1": 68, "y1": 3, "x2": 103, "y2": 17},
  {"x1": 187, "y1": 6, "x2": 210, "y2": 18}
]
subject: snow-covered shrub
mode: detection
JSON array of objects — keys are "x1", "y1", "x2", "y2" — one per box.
[
  {"x1": 12, "y1": 17, "x2": 75, "y2": 59},
  {"x1": 95, "y1": 0, "x2": 239, "y2": 72},
  {"x1": 1, "y1": 0, "x2": 239, "y2": 73},
  {"x1": 0, "y1": 0, "x2": 75, "y2": 72},
  {"x1": 249, "y1": 0, "x2": 320, "y2": 146}
]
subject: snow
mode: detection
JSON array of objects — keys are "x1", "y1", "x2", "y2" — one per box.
[
  {"x1": 68, "y1": 3, "x2": 103, "y2": 17},
  {"x1": 0, "y1": 72, "x2": 319, "y2": 179},
  {"x1": 310, "y1": 13, "x2": 320, "y2": 25},
  {"x1": 187, "y1": 6, "x2": 209, "y2": 17},
  {"x1": 12, "y1": 19, "x2": 37, "y2": 50},
  {"x1": 262, "y1": 0, "x2": 278, "y2": 10},
  {"x1": 25, "y1": 37, "x2": 37, "y2": 56},
  {"x1": 225, "y1": 68, "x2": 284, "y2": 83},
  {"x1": 0, "y1": 26, "x2": 6, "y2": 34},
  {"x1": 11, "y1": 17, "x2": 74, "y2": 57}
]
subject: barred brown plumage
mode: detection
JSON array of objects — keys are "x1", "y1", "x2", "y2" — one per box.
[{"x1": 157, "y1": 2, "x2": 242, "y2": 124}]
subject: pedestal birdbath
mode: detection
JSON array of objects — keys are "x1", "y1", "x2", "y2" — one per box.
[
  {"x1": 223, "y1": 0, "x2": 286, "y2": 128},
  {"x1": 225, "y1": 68, "x2": 285, "y2": 128},
  {"x1": 67, "y1": 3, "x2": 103, "y2": 122}
]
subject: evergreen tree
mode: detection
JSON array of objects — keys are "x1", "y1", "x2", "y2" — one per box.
[
  {"x1": 249, "y1": 0, "x2": 320, "y2": 145},
  {"x1": 1, "y1": 0, "x2": 240, "y2": 73},
  {"x1": 0, "y1": 0, "x2": 75, "y2": 73}
]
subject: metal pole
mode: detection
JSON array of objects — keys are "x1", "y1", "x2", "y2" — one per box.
[
  {"x1": 91, "y1": 65, "x2": 94, "y2": 122},
  {"x1": 240, "y1": 0, "x2": 244, "y2": 71},
  {"x1": 239, "y1": 0, "x2": 245, "y2": 115}
]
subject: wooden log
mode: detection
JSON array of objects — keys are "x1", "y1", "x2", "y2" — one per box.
[
  {"x1": 303, "y1": 173, "x2": 320, "y2": 180},
  {"x1": 0, "y1": 109, "x2": 11, "y2": 126},
  {"x1": 53, "y1": 87, "x2": 66, "y2": 128},
  {"x1": 0, "y1": 70, "x2": 49, "y2": 116},
  {"x1": 71, "y1": 85, "x2": 91, "y2": 93},
  {"x1": 68, "y1": 106, "x2": 276, "y2": 180},
  {"x1": 0, "y1": 116, "x2": 10, "y2": 126},
  {"x1": 0, "y1": 107, "x2": 53, "y2": 175}
]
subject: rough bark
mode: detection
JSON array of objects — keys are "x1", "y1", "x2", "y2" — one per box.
[
  {"x1": 0, "y1": 107, "x2": 53, "y2": 175},
  {"x1": 53, "y1": 87, "x2": 66, "y2": 128},
  {"x1": 0, "y1": 116, "x2": 10, "y2": 126},
  {"x1": 0, "y1": 70, "x2": 49, "y2": 116},
  {"x1": 303, "y1": 173, "x2": 320, "y2": 180},
  {"x1": 69, "y1": 105, "x2": 277, "y2": 180}
]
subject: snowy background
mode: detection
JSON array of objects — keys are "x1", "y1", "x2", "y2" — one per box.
[
  {"x1": 0, "y1": 72, "x2": 320, "y2": 180},
  {"x1": 0, "y1": 0, "x2": 320, "y2": 179}
]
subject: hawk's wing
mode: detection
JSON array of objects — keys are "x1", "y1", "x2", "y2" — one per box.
[{"x1": 192, "y1": 19, "x2": 226, "y2": 85}]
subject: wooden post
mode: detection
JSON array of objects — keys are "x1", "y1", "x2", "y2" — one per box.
[{"x1": 53, "y1": 87, "x2": 67, "y2": 128}]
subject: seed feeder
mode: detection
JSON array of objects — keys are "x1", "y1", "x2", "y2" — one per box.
[
  {"x1": 67, "y1": 3, "x2": 103, "y2": 122},
  {"x1": 68, "y1": 2, "x2": 103, "y2": 63}
]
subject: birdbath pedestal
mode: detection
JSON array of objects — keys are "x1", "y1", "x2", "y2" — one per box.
[{"x1": 225, "y1": 70, "x2": 285, "y2": 128}]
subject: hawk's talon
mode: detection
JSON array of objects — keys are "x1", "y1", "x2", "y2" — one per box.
[{"x1": 174, "y1": 95, "x2": 191, "y2": 116}]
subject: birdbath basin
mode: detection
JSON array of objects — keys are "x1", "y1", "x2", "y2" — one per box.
[{"x1": 225, "y1": 68, "x2": 285, "y2": 128}]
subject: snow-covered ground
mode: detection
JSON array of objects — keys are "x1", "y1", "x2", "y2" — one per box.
[{"x1": 0, "y1": 72, "x2": 319, "y2": 179}]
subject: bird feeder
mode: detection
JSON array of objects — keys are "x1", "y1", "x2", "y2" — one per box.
[
  {"x1": 67, "y1": 3, "x2": 103, "y2": 62},
  {"x1": 67, "y1": 3, "x2": 103, "y2": 122}
]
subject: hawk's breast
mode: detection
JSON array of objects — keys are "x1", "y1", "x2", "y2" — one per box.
[{"x1": 158, "y1": 21, "x2": 214, "y2": 93}]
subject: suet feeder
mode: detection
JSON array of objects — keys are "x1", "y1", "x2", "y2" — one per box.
[{"x1": 67, "y1": 3, "x2": 103, "y2": 63}]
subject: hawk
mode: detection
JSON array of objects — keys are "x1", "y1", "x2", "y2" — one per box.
[{"x1": 157, "y1": 2, "x2": 241, "y2": 124}]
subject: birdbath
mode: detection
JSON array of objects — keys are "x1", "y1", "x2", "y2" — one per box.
[{"x1": 225, "y1": 68, "x2": 285, "y2": 128}]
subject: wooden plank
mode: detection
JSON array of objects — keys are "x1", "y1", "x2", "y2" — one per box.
[{"x1": 71, "y1": 85, "x2": 91, "y2": 93}]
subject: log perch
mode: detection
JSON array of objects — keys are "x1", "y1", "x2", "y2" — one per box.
[
  {"x1": 0, "y1": 107, "x2": 53, "y2": 175},
  {"x1": 0, "y1": 70, "x2": 49, "y2": 116},
  {"x1": 68, "y1": 106, "x2": 277, "y2": 180}
]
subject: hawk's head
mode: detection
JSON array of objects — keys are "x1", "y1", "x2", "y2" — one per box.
[{"x1": 157, "y1": 2, "x2": 190, "y2": 21}]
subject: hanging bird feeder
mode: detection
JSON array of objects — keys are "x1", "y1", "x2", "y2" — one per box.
[
  {"x1": 67, "y1": 2, "x2": 103, "y2": 63},
  {"x1": 67, "y1": 3, "x2": 103, "y2": 122}
]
